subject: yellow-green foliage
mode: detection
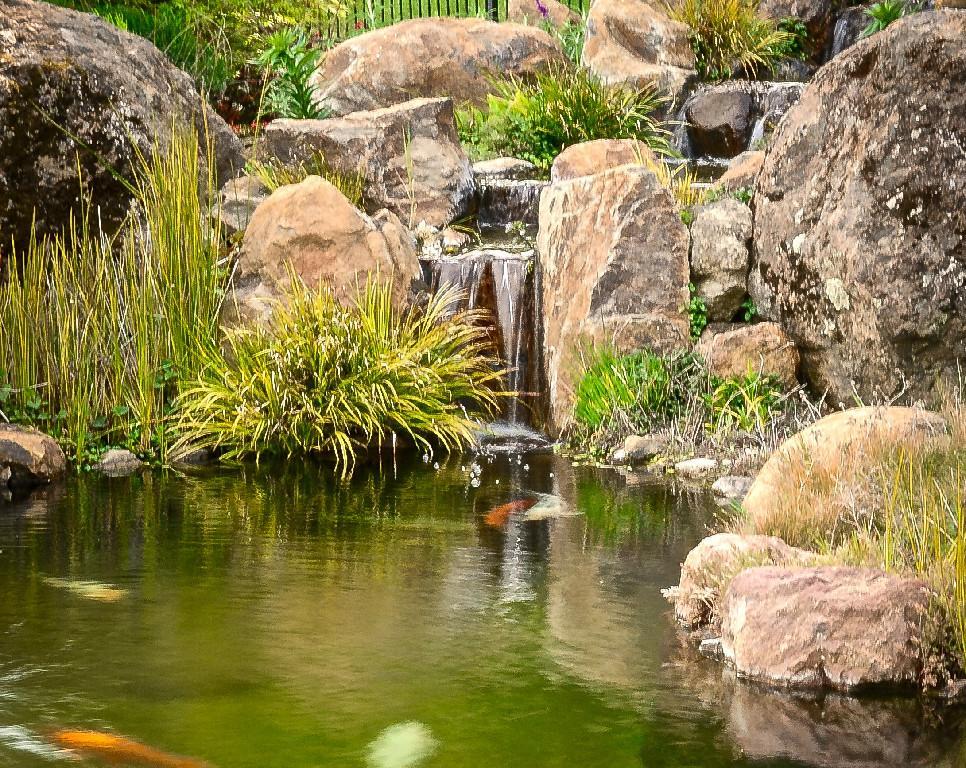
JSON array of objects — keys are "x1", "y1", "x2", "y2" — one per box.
[
  {"x1": 174, "y1": 277, "x2": 506, "y2": 474},
  {"x1": 0, "y1": 128, "x2": 224, "y2": 465},
  {"x1": 247, "y1": 153, "x2": 366, "y2": 208},
  {"x1": 667, "y1": 0, "x2": 793, "y2": 80}
]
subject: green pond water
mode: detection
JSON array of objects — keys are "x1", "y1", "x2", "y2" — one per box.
[{"x1": 0, "y1": 452, "x2": 964, "y2": 768}]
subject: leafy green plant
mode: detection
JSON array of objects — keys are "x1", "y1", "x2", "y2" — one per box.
[
  {"x1": 774, "y1": 17, "x2": 809, "y2": 60},
  {"x1": 255, "y1": 28, "x2": 329, "y2": 119},
  {"x1": 457, "y1": 67, "x2": 673, "y2": 170},
  {"x1": 703, "y1": 370, "x2": 783, "y2": 432},
  {"x1": 0, "y1": 127, "x2": 225, "y2": 465},
  {"x1": 687, "y1": 283, "x2": 709, "y2": 340},
  {"x1": 246, "y1": 153, "x2": 366, "y2": 207},
  {"x1": 667, "y1": 0, "x2": 794, "y2": 80},
  {"x1": 549, "y1": 18, "x2": 587, "y2": 64},
  {"x1": 861, "y1": 0, "x2": 907, "y2": 37},
  {"x1": 173, "y1": 276, "x2": 505, "y2": 474}
]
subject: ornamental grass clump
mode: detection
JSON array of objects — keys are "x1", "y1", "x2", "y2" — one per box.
[
  {"x1": 457, "y1": 67, "x2": 674, "y2": 170},
  {"x1": 174, "y1": 277, "x2": 505, "y2": 474}
]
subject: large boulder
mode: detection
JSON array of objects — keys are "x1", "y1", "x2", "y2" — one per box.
[
  {"x1": 742, "y1": 406, "x2": 949, "y2": 535},
  {"x1": 538, "y1": 164, "x2": 690, "y2": 430},
  {"x1": 549, "y1": 138, "x2": 657, "y2": 183},
  {"x1": 581, "y1": 0, "x2": 698, "y2": 111},
  {"x1": 720, "y1": 566, "x2": 929, "y2": 691},
  {"x1": 689, "y1": 198, "x2": 752, "y2": 320},
  {"x1": 0, "y1": 424, "x2": 67, "y2": 486},
  {"x1": 751, "y1": 13, "x2": 966, "y2": 404},
  {"x1": 696, "y1": 322, "x2": 800, "y2": 388},
  {"x1": 262, "y1": 98, "x2": 474, "y2": 228},
  {"x1": 0, "y1": 0, "x2": 244, "y2": 252},
  {"x1": 311, "y1": 18, "x2": 568, "y2": 116},
  {"x1": 685, "y1": 89, "x2": 755, "y2": 158},
  {"x1": 669, "y1": 532, "x2": 813, "y2": 629},
  {"x1": 224, "y1": 177, "x2": 420, "y2": 326}
]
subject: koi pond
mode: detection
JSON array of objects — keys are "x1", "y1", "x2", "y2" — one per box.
[{"x1": 0, "y1": 452, "x2": 964, "y2": 767}]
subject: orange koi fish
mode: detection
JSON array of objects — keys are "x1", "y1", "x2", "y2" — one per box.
[
  {"x1": 52, "y1": 730, "x2": 211, "y2": 768},
  {"x1": 483, "y1": 497, "x2": 538, "y2": 527}
]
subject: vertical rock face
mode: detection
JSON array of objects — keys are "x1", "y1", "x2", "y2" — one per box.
[
  {"x1": 751, "y1": 12, "x2": 966, "y2": 404},
  {"x1": 262, "y1": 98, "x2": 475, "y2": 229},
  {"x1": 537, "y1": 165, "x2": 690, "y2": 431},
  {"x1": 581, "y1": 0, "x2": 698, "y2": 111},
  {"x1": 310, "y1": 18, "x2": 568, "y2": 116},
  {"x1": 224, "y1": 177, "x2": 420, "y2": 326},
  {"x1": 0, "y1": 0, "x2": 244, "y2": 252}
]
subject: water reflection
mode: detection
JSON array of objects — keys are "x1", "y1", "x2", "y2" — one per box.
[{"x1": 0, "y1": 456, "x2": 963, "y2": 768}]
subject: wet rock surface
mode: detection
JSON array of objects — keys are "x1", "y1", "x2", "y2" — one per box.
[
  {"x1": 0, "y1": 0, "x2": 243, "y2": 251},
  {"x1": 0, "y1": 425, "x2": 67, "y2": 486},
  {"x1": 720, "y1": 566, "x2": 929, "y2": 691},
  {"x1": 262, "y1": 98, "x2": 474, "y2": 229},
  {"x1": 311, "y1": 19, "x2": 567, "y2": 116},
  {"x1": 751, "y1": 13, "x2": 966, "y2": 403}
]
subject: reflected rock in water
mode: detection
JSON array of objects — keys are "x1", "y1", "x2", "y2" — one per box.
[
  {"x1": 42, "y1": 576, "x2": 127, "y2": 603},
  {"x1": 366, "y1": 722, "x2": 438, "y2": 768}
]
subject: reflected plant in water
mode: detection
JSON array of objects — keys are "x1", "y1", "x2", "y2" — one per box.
[{"x1": 174, "y1": 276, "x2": 506, "y2": 474}]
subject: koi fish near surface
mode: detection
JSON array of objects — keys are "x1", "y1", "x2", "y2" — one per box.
[
  {"x1": 51, "y1": 730, "x2": 211, "y2": 768},
  {"x1": 483, "y1": 498, "x2": 537, "y2": 527},
  {"x1": 42, "y1": 577, "x2": 127, "y2": 603}
]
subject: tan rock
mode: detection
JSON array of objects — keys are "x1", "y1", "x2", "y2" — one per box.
[
  {"x1": 262, "y1": 98, "x2": 474, "y2": 229},
  {"x1": 715, "y1": 150, "x2": 764, "y2": 191},
  {"x1": 720, "y1": 566, "x2": 929, "y2": 690},
  {"x1": 507, "y1": 0, "x2": 580, "y2": 28},
  {"x1": 743, "y1": 406, "x2": 949, "y2": 534},
  {"x1": 696, "y1": 322, "x2": 799, "y2": 388},
  {"x1": 549, "y1": 138, "x2": 656, "y2": 183},
  {"x1": 224, "y1": 176, "x2": 420, "y2": 326},
  {"x1": 689, "y1": 197, "x2": 752, "y2": 321},
  {"x1": 670, "y1": 532, "x2": 813, "y2": 629},
  {"x1": 581, "y1": 0, "x2": 697, "y2": 110},
  {"x1": 312, "y1": 18, "x2": 568, "y2": 116},
  {"x1": 538, "y1": 164, "x2": 690, "y2": 431},
  {"x1": 0, "y1": 424, "x2": 67, "y2": 485}
]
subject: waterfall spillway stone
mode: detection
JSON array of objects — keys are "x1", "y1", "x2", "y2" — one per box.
[{"x1": 421, "y1": 247, "x2": 544, "y2": 427}]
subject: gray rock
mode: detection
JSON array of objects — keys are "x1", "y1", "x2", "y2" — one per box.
[
  {"x1": 0, "y1": 0, "x2": 244, "y2": 252},
  {"x1": 825, "y1": 6, "x2": 869, "y2": 60},
  {"x1": 674, "y1": 457, "x2": 718, "y2": 480},
  {"x1": 689, "y1": 198, "x2": 752, "y2": 321},
  {"x1": 477, "y1": 179, "x2": 548, "y2": 229},
  {"x1": 217, "y1": 175, "x2": 268, "y2": 238},
  {"x1": 472, "y1": 157, "x2": 537, "y2": 182},
  {"x1": 95, "y1": 449, "x2": 143, "y2": 477},
  {"x1": 0, "y1": 424, "x2": 67, "y2": 486},
  {"x1": 623, "y1": 434, "x2": 668, "y2": 463},
  {"x1": 262, "y1": 98, "x2": 474, "y2": 228},
  {"x1": 711, "y1": 475, "x2": 754, "y2": 504}
]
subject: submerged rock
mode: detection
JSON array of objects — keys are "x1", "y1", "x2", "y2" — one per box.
[
  {"x1": 549, "y1": 139, "x2": 655, "y2": 183},
  {"x1": 538, "y1": 164, "x2": 690, "y2": 431},
  {"x1": 689, "y1": 198, "x2": 752, "y2": 321},
  {"x1": 224, "y1": 177, "x2": 420, "y2": 326},
  {"x1": 695, "y1": 322, "x2": 800, "y2": 388},
  {"x1": 311, "y1": 19, "x2": 567, "y2": 116},
  {"x1": 94, "y1": 449, "x2": 143, "y2": 477},
  {"x1": 751, "y1": 12, "x2": 966, "y2": 403},
  {"x1": 0, "y1": 425, "x2": 66, "y2": 486},
  {"x1": 720, "y1": 566, "x2": 929, "y2": 691},
  {"x1": 581, "y1": 0, "x2": 697, "y2": 111},
  {"x1": 0, "y1": 0, "x2": 243, "y2": 251}
]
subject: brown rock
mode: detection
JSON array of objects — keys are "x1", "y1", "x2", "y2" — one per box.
[
  {"x1": 262, "y1": 98, "x2": 474, "y2": 229},
  {"x1": 696, "y1": 322, "x2": 799, "y2": 388},
  {"x1": 0, "y1": 0, "x2": 244, "y2": 252},
  {"x1": 750, "y1": 13, "x2": 966, "y2": 404},
  {"x1": 671, "y1": 532, "x2": 813, "y2": 629},
  {"x1": 224, "y1": 176, "x2": 420, "y2": 326},
  {"x1": 538, "y1": 165, "x2": 690, "y2": 431},
  {"x1": 720, "y1": 566, "x2": 929, "y2": 690},
  {"x1": 743, "y1": 406, "x2": 949, "y2": 535},
  {"x1": 311, "y1": 19, "x2": 568, "y2": 116},
  {"x1": 581, "y1": 0, "x2": 697, "y2": 110},
  {"x1": 689, "y1": 198, "x2": 752, "y2": 321},
  {"x1": 716, "y1": 150, "x2": 764, "y2": 191},
  {"x1": 507, "y1": 0, "x2": 580, "y2": 28},
  {"x1": 0, "y1": 424, "x2": 67, "y2": 485},
  {"x1": 686, "y1": 89, "x2": 755, "y2": 158},
  {"x1": 549, "y1": 139, "x2": 656, "y2": 183}
]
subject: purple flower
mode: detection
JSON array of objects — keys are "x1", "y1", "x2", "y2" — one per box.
[{"x1": 535, "y1": 0, "x2": 550, "y2": 18}]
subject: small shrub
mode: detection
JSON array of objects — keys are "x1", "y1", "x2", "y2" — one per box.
[
  {"x1": 550, "y1": 18, "x2": 587, "y2": 64},
  {"x1": 739, "y1": 296, "x2": 757, "y2": 322},
  {"x1": 174, "y1": 277, "x2": 505, "y2": 474},
  {"x1": 774, "y1": 17, "x2": 809, "y2": 60},
  {"x1": 687, "y1": 283, "x2": 709, "y2": 340},
  {"x1": 255, "y1": 28, "x2": 329, "y2": 119},
  {"x1": 457, "y1": 67, "x2": 673, "y2": 170},
  {"x1": 703, "y1": 370, "x2": 783, "y2": 432},
  {"x1": 247, "y1": 153, "x2": 366, "y2": 207},
  {"x1": 861, "y1": 0, "x2": 907, "y2": 37},
  {"x1": 667, "y1": 0, "x2": 794, "y2": 80}
]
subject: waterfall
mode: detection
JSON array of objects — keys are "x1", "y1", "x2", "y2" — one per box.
[{"x1": 422, "y1": 248, "x2": 544, "y2": 428}]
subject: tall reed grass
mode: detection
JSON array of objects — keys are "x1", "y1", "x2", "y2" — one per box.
[{"x1": 0, "y1": 128, "x2": 225, "y2": 465}]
